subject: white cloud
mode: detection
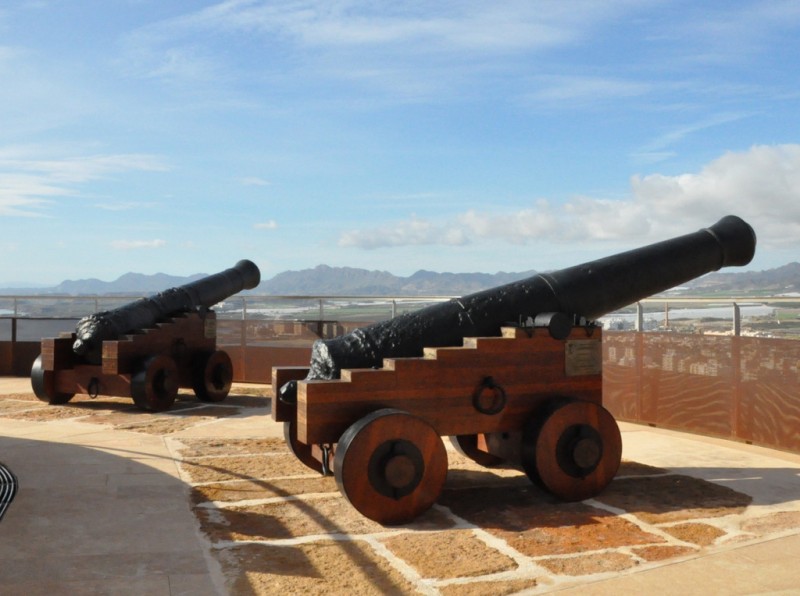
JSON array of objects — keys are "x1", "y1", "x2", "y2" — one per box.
[
  {"x1": 631, "y1": 144, "x2": 800, "y2": 243},
  {"x1": 633, "y1": 112, "x2": 751, "y2": 164},
  {"x1": 339, "y1": 144, "x2": 800, "y2": 250},
  {"x1": 177, "y1": 1, "x2": 607, "y2": 52},
  {"x1": 94, "y1": 201, "x2": 157, "y2": 211},
  {"x1": 254, "y1": 220, "x2": 278, "y2": 230},
  {"x1": 0, "y1": 172, "x2": 66, "y2": 216},
  {"x1": 121, "y1": 1, "x2": 652, "y2": 100},
  {"x1": 0, "y1": 146, "x2": 170, "y2": 217},
  {"x1": 0, "y1": 150, "x2": 169, "y2": 183},
  {"x1": 110, "y1": 239, "x2": 167, "y2": 250},
  {"x1": 339, "y1": 214, "x2": 469, "y2": 248},
  {"x1": 522, "y1": 76, "x2": 653, "y2": 107},
  {"x1": 0, "y1": 195, "x2": 50, "y2": 217}
]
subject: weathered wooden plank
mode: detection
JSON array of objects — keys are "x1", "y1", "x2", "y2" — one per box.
[
  {"x1": 270, "y1": 366, "x2": 310, "y2": 422},
  {"x1": 40, "y1": 336, "x2": 75, "y2": 370},
  {"x1": 102, "y1": 312, "x2": 216, "y2": 375},
  {"x1": 296, "y1": 328, "x2": 603, "y2": 444}
]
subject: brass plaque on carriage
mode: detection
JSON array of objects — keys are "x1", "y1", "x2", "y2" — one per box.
[{"x1": 565, "y1": 340, "x2": 602, "y2": 376}]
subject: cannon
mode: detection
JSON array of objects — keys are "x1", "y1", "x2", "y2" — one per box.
[
  {"x1": 31, "y1": 259, "x2": 260, "y2": 412},
  {"x1": 272, "y1": 216, "x2": 756, "y2": 524}
]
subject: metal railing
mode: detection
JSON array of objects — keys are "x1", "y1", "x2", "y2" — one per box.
[
  {"x1": 618, "y1": 296, "x2": 800, "y2": 338},
  {"x1": 0, "y1": 294, "x2": 452, "y2": 321},
  {"x1": 2, "y1": 293, "x2": 799, "y2": 452},
  {"x1": 2, "y1": 293, "x2": 798, "y2": 337}
]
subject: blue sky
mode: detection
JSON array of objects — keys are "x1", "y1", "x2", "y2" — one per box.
[{"x1": 1, "y1": 0, "x2": 799, "y2": 286}]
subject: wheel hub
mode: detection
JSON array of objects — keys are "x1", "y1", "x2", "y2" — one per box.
[
  {"x1": 383, "y1": 455, "x2": 417, "y2": 489},
  {"x1": 368, "y1": 439, "x2": 425, "y2": 500},
  {"x1": 557, "y1": 424, "x2": 604, "y2": 478},
  {"x1": 210, "y1": 364, "x2": 229, "y2": 390},
  {"x1": 571, "y1": 437, "x2": 602, "y2": 470},
  {"x1": 153, "y1": 368, "x2": 178, "y2": 398}
]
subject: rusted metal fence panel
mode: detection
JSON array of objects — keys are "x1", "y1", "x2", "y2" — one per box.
[
  {"x1": 3, "y1": 300, "x2": 800, "y2": 454},
  {"x1": 603, "y1": 331, "x2": 800, "y2": 453}
]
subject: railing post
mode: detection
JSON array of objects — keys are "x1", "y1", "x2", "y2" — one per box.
[
  {"x1": 732, "y1": 302, "x2": 741, "y2": 336},
  {"x1": 240, "y1": 296, "x2": 247, "y2": 381},
  {"x1": 392, "y1": 300, "x2": 397, "y2": 319},
  {"x1": 636, "y1": 302, "x2": 644, "y2": 332},
  {"x1": 319, "y1": 299, "x2": 324, "y2": 322},
  {"x1": 6, "y1": 317, "x2": 17, "y2": 376}
]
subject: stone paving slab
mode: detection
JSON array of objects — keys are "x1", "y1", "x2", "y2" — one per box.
[{"x1": 1, "y1": 376, "x2": 800, "y2": 594}]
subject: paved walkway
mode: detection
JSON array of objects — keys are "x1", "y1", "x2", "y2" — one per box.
[
  {"x1": 0, "y1": 377, "x2": 280, "y2": 595},
  {"x1": 1, "y1": 376, "x2": 799, "y2": 594}
]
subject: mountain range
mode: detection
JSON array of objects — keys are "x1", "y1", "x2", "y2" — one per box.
[{"x1": 1, "y1": 262, "x2": 799, "y2": 297}]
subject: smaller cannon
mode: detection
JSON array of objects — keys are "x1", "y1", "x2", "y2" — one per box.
[
  {"x1": 272, "y1": 217, "x2": 756, "y2": 525},
  {"x1": 31, "y1": 259, "x2": 260, "y2": 411}
]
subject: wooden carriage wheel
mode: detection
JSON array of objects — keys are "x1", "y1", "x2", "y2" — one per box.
[
  {"x1": 131, "y1": 354, "x2": 179, "y2": 412},
  {"x1": 521, "y1": 398, "x2": 621, "y2": 502},
  {"x1": 450, "y1": 434, "x2": 505, "y2": 467},
  {"x1": 30, "y1": 355, "x2": 75, "y2": 405},
  {"x1": 283, "y1": 421, "x2": 326, "y2": 474},
  {"x1": 192, "y1": 350, "x2": 233, "y2": 402},
  {"x1": 334, "y1": 409, "x2": 448, "y2": 525}
]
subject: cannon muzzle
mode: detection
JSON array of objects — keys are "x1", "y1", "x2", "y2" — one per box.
[
  {"x1": 534, "y1": 214, "x2": 756, "y2": 322},
  {"x1": 73, "y1": 259, "x2": 261, "y2": 363},
  {"x1": 287, "y1": 216, "x2": 755, "y2": 395},
  {"x1": 706, "y1": 215, "x2": 757, "y2": 268}
]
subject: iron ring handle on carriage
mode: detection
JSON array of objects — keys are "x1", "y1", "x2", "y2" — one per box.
[{"x1": 472, "y1": 376, "x2": 507, "y2": 415}]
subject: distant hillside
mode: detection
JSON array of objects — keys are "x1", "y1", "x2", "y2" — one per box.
[
  {"x1": 259, "y1": 264, "x2": 537, "y2": 295},
  {"x1": 2, "y1": 262, "x2": 798, "y2": 297},
  {"x1": 53, "y1": 272, "x2": 209, "y2": 295},
  {"x1": 400, "y1": 269, "x2": 537, "y2": 295},
  {"x1": 684, "y1": 262, "x2": 800, "y2": 294},
  {"x1": 0, "y1": 265, "x2": 533, "y2": 296},
  {"x1": 0, "y1": 272, "x2": 208, "y2": 295},
  {"x1": 263, "y1": 265, "x2": 402, "y2": 295}
]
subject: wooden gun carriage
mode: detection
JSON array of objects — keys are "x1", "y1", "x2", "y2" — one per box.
[
  {"x1": 272, "y1": 216, "x2": 756, "y2": 525},
  {"x1": 273, "y1": 318, "x2": 613, "y2": 525},
  {"x1": 31, "y1": 259, "x2": 260, "y2": 412}
]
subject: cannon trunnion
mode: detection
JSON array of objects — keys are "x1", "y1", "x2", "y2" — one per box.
[
  {"x1": 31, "y1": 260, "x2": 260, "y2": 412},
  {"x1": 272, "y1": 216, "x2": 756, "y2": 525}
]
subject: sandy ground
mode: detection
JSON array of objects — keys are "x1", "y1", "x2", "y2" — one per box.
[{"x1": 2, "y1": 379, "x2": 800, "y2": 594}]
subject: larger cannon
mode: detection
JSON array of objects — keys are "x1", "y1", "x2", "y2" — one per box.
[
  {"x1": 32, "y1": 259, "x2": 260, "y2": 411},
  {"x1": 272, "y1": 216, "x2": 756, "y2": 524}
]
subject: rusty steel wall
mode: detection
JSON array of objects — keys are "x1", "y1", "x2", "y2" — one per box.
[
  {"x1": 4, "y1": 317, "x2": 800, "y2": 454},
  {"x1": 603, "y1": 331, "x2": 800, "y2": 453},
  {"x1": 215, "y1": 319, "x2": 366, "y2": 384},
  {"x1": 232, "y1": 325, "x2": 800, "y2": 455}
]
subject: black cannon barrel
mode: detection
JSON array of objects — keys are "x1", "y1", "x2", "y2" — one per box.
[
  {"x1": 72, "y1": 259, "x2": 261, "y2": 363},
  {"x1": 300, "y1": 216, "x2": 755, "y2": 385}
]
